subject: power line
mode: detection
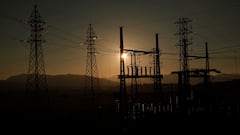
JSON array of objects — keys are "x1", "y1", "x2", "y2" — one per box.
[
  {"x1": 47, "y1": 31, "x2": 84, "y2": 46},
  {"x1": 0, "y1": 13, "x2": 28, "y2": 26},
  {"x1": 48, "y1": 24, "x2": 85, "y2": 41},
  {"x1": 0, "y1": 12, "x2": 87, "y2": 49},
  {"x1": 210, "y1": 44, "x2": 240, "y2": 52}
]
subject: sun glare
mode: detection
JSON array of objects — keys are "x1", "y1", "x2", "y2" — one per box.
[{"x1": 121, "y1": 53, "x2": 127, "y2": 59}]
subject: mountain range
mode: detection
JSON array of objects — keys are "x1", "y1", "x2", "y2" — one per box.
[
  {"x1": 108, "y1": 73, "x2": 240, "y2": 84},
  {"x1": 0, "y1": 73, "x2": 239, "y2": 92},
  {"x1": 0, "y1": 74, "x2": 119, "y2": 92}
]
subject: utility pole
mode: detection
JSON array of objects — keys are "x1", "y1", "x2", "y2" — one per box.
[
  {"x1": 154, "y1": 33, "x2": 162, "y2": 102},
  {"x1": 119, "y1": 27, "x2": 127, "y2": 115},
  {"x1": 204, "y1": 42, "x2": 210, "y2": 89},
  {"x1": 26, "y1": 5, "x2": 48, "y2": 97}
]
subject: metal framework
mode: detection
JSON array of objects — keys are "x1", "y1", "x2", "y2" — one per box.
[
  {"x1": 26, "y1": 5, "x2": 48, "y2": 96},
  {"x1": 175, "y1": 17, "x2": 192, "y2": 92},
  {"x1": 118, "y1": 27, "x2": 163, "y2": 114},
  {"x1": 154, "y1": 33, "x2": 162, "y2": 99},
  {"x1": 119, "y1": 27, "x2": 127, "y2": 114},
  {"x1": 85, "y1": 24, "x2": 100, "y2": 95},
  {"x1": 172, "y1": 24, "x2": 221, "y2": 111}
]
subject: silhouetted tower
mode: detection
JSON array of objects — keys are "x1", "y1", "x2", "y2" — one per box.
[
  {"x1": 119, "y1": 27, "x2": 127, "y2": 114},
  {"x1": 204, "y1": 42, "x2": 210, "y2": 89},
  {"x1": 175, "y1": 17, "x2": 192, "y2": 93},
  {"x1": 85, "y1": 24, "x2": 100, "y2": 95},
  {"x1": 26, "y1": 5, "x2": 48, "y2": 96},
  {"x1": 154, "y1": 33, "x2": 162, "y2": 101}
]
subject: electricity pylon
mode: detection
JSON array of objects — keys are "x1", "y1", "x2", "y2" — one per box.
[{"x1": 26, "y1": 5, "x2": 48, "y2": 96}]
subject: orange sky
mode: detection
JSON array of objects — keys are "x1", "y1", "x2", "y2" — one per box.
[{"x1": 0, "y1": 0, "x2": 240, "y2": 79}]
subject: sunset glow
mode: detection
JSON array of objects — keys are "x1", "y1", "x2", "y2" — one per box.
[
  {"x1": 121, "y1": 53, "x2": 127, "y2": 59},
  {"x1": 0, "y1": 0, "x2": 239, "y2": 79},
  {"x1": 0, "y1": 0, "x2": 239, "y2": 130}
]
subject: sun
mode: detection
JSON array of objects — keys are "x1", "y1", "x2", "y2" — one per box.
[{"x1": 121, "y1": 53, "x2": 127, "y2": 59}]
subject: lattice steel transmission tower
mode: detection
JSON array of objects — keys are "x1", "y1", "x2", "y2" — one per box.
[
  {"x1": 85, "y1": 24, "x2": 100, "y2": 95},
  {"x1": 175, "y1": 17, "x2": 192, "y2": 91},
  {"x1": 26, "y1": 5, "x2": 48, "y2": 96}
]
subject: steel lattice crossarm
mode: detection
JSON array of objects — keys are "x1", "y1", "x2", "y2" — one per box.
[
  {"x1": 118, "y1": 74, "x2": 163, "y2": 79},
  {"x1": 188, "y1": 55, "x2": 207, "y2": 59},
  {"x1": 123, "y1": 49, "x2": 155, "y2": 55},
  {"x1": 172, "y1": 69, "x2": 221, "y2": 77}
]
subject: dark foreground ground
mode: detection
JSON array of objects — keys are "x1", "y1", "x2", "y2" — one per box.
[{"x1": 0, "y1": 91, "x2": 239, "y2": 134}]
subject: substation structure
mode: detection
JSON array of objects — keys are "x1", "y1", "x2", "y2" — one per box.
[
  {"x1": 115, "y1": 27, "x2": 164, "y2": 120},
  {"x1": 172, "y1": 17, "x2": 221, "y2": 114},
  {"x1": 115, "y1": 18, "x2": 226, "y2": 120}
]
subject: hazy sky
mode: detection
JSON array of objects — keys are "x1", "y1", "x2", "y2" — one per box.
[{"x1": 0, "y1": 0, "x2": 240, "y2": 79}]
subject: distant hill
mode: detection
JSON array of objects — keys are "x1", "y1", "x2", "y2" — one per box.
[
  {"x1": 1, "y1": 74, "x2": 118, "y2": 92},
  {"x1": 1, "y1": 73, "x2": 239, "y2": 92},
  {"x1": 162, "y1": 74, "x2": 240, "y2": 84},
  {"x1": 108, "y1": 73, "x2": 240, "y2": 85},
  {"x1": 163, "y1": 73, "x2": 240, "y2": 84}
]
